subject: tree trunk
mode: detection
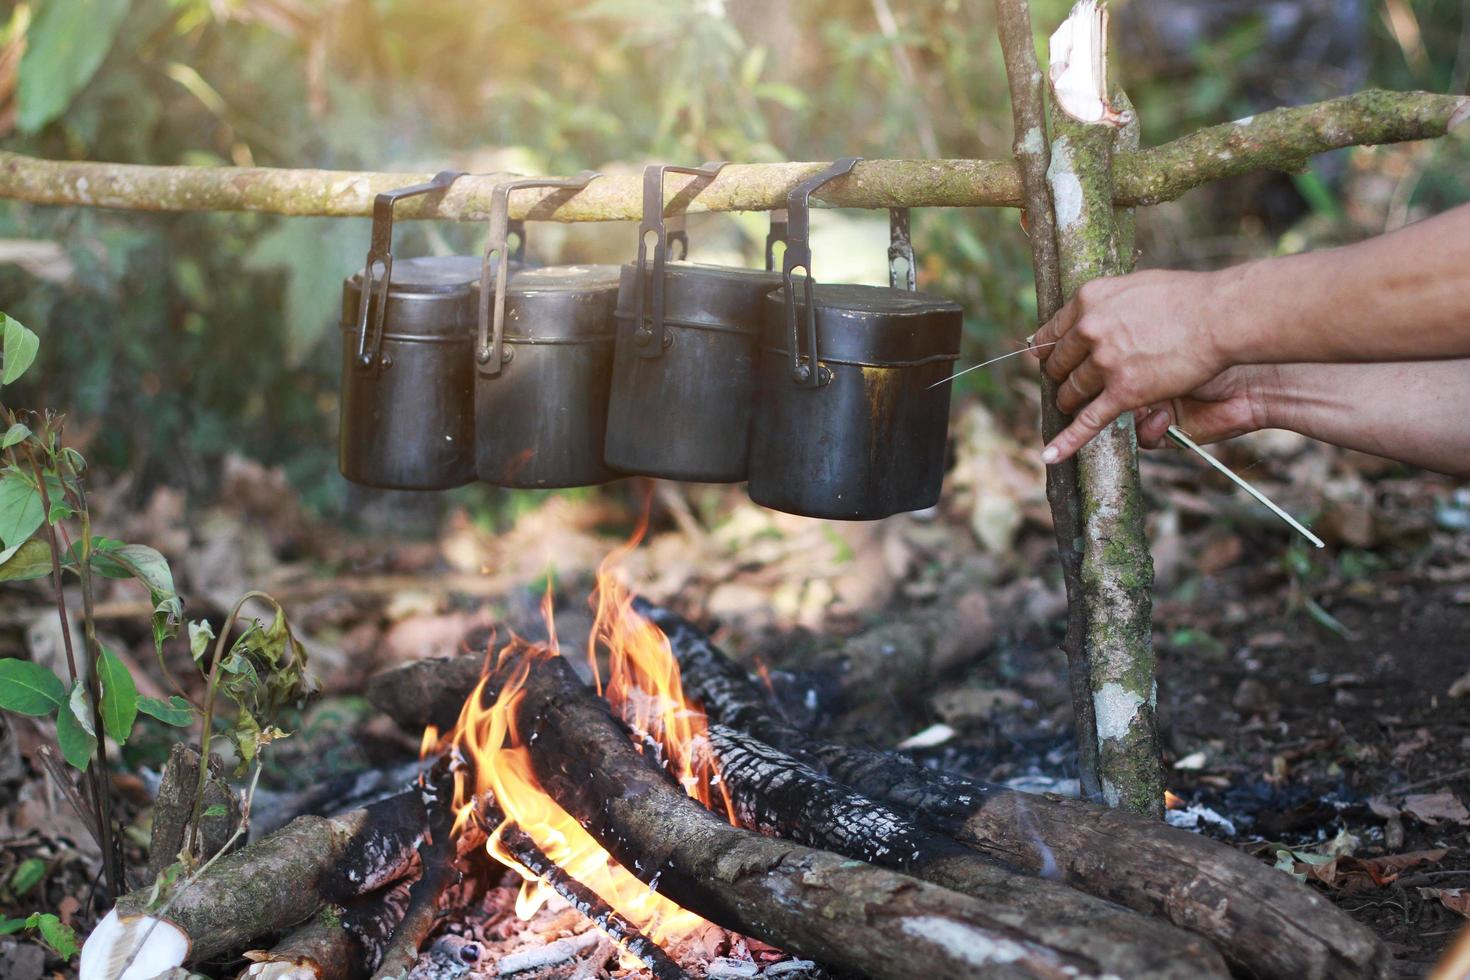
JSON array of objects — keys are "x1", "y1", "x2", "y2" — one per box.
[
  {"x1": 990, "y1": 0, "x2": 1098, "y2": 800},
  {"x1": 1045, "y1": 0, "x2": 1163, "y2": 819}
]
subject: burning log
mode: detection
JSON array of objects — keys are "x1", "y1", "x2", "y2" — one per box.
[
  {"x1": 707, "y1": 724, "x2": 1227, "y2": 978},
  {"x1": 497, "y1": 824, "x2": 691, "y2": 980},
  {"x1": 370, "y1": 776, "x2": 460, "y2": 980},
  {"x1": 639, "y1": 601, "x2": 1391, "y2": 980},
  {"x1": 240, "y1": 887, "x2": 410, "y2": 980},
  {"x1": 514, "y1": 652, "x2": 1123, "y2": 980},
  {"x1": 85, "y1": 790, "x2": 428, "y2": 974},
  {"x1": 705, "y1": 725, "x2": 1223, "y2": 975}
]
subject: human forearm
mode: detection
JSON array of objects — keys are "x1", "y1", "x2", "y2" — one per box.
[
  {"x1": 1263, "y1": 360, "x2": 1470, "y2": 476},
  {"x1": 1216, "y1": 204, "x2": 1470, "y2": 365}
]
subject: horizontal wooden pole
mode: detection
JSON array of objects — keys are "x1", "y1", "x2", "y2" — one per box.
[{"x1": 0, "y1": 91, "x2": 1462, "y2": 222}]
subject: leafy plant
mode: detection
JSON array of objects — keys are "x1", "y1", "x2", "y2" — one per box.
[{"x1": 0, "y1": 312, "x2": 316, "y2": 902}]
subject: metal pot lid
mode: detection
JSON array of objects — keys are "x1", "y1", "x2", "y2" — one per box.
[
  {"x1": 497, "y1": 264, "x2": 622, "y2": 344},
  {"x1": 341, "y1": 255, "x2": 484, "y2": 339},
  {"x1": 615, "y1": 261, "x2": 784, "y2": 335},
  {"x1": 761, "y1": 282, "x2": 963, "y2": 366}
]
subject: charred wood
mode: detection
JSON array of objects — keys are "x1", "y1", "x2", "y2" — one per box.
[
  {"x1": 707, "y1": 725, "x2": 1227, "y2": 978},
  {"x1": 642, "y1": 601, "x2": 1390, "y2": 980},
  {"x1": 515, "y1": 653, "x2": 1111, "y2": 980},
  {"x1": 371, "y1": 775, "x2": 460, "y2": 980},
  {"x1": 499, "y1": 824, "x2": 691, "y2": 980}
]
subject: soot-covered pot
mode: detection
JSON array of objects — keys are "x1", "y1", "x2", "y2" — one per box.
[
  {"x1": 747, "y1": 159, "x2": 963, "y2": 520},
  {"x1": 604, "y1": 162, "x2": 784, "y2": 482},
  {"x1": 474, "y1": 174, "x2": 622, "y2": 489}
]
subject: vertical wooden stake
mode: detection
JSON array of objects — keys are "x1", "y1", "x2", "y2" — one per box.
[
  {"x1": 1045, "y1": 0, "x2": 1163, "y2": 818},
  {"x1": 991, "y1": 0, "x2": 1102, "y2": 803}
]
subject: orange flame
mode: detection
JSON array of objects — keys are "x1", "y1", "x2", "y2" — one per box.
[
  {"x1": 1164, "y1": 790, "x2": 1186, "y2": 810},
  {"x1": 436, "y1": 525, "x2": 721, "y2": 953}
]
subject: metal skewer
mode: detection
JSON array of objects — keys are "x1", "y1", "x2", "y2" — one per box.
[{"x1": 1165, "y1": 424, "x2": 1325, "y2": 549}]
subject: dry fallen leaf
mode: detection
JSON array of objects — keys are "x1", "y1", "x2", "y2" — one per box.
[
  {"x1": 1402, "y1": 792, "x2": 1470, "y2": 826},
  {"x1": 1294, "y1": 848, "x2": 1449, "y2": 893},
  {"x1": 1418, "y1": 887, "x2": 1470, "y2": 919}
]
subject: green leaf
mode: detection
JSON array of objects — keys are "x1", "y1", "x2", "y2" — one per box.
[
  {"x1": 10, "y1": 857, "x2": 46, "y2": 895},
  {"x1": 0, "y1": 538, "x2": 56, "y2": 582},
  {"x1": 96, "y1": 647, "x2": 138, "y2": 744},
  {"x1": 1, "y1": 314, "x2": 39, "y2": 385},
  {"x1": 99, "y1": 543, "x2": 182, "y2": 651},
  {"x1": 1, "y1": 423, "x2": 30, "y2": 449},
  {"x1": 47, "y1": 502, "x2": 74, "y2": 524},
  {"x1": 15, "y1": 0, "x2": 131, "y2": 134},
  {"x1": 0, "y1": 658, "x2": 66, "y2": 715},
  {"x1": 188, "y1": 620, "x2": 216, "y2": 663},
  {"x1": 55, "y1": 689, "x2": 95, "y2": 771},
  {"x1": 0, "y1": 916, "x2": 25, "y2": 935},
  {"x1": 0, "y1": 472, "x2": 44, "y2": 552},
  {"x1": 201, "y1": 803, "x2": 228, "y2": 818},
  {"x1": 138, "y1": 694, "x2": 194, "y2": 727},
  {"x1": 24, "y1": 912, "x2": 79, "y2": 960}
]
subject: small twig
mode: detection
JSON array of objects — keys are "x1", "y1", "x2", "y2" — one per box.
[
  {"x1": 498, "y1": 823, "x2": 691, "y2": 980},
  {"x1": 1383, "y1": 767, "x2": 1470, "y2": 796},
  {"x1": 35, "y1": 743, "x2": 101, "y2": 853}
]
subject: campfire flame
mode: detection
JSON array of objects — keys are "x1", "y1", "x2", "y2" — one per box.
[{"x1": 434, "y1": 530, "x2": 722, "y2": 951}]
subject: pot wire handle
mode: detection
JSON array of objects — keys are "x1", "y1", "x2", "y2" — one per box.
[
  {"x1": 478, "y1": 171, "x2": 600, "y2": 376},
  {"x1": 353, "y1": 170, "x2": 465, "y2": 370},
  {"x1": 633, "y1": 161, "x2": 728, "y2": 359},
  {"x1": 765, "y1": 209, "x2": 789, "y2": 272},
  {"x1": 889, "y1": 207, "x2": 917, "y2": 291},
  {"x1": 783, "y1": 157, "x2": 862, "y2": 387}
]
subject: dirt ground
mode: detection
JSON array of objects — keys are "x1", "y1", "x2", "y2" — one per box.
[{"x1": 1, "y1": 419, "x2": 1467, "y2": 977}]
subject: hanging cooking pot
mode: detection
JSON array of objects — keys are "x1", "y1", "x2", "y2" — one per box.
[
  {"x1": 475, "y1": 173, "x2": 623, "y2": 489},
  {"x1": 747, "y1": 158, "x2": 963, "y2": 521},
  {"x1": 604, "y1": 162, "x2": 786, "y2": 482},
  {"x1": 339, "y1": 171, "x2": 490, "y2": 491}
]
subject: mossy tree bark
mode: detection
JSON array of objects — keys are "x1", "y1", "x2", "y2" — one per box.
[
  {"x1": 991, "y1": 0, "x2": 1099, "y2": 801},
  {"x1": 1045, "y1": 2, "x2": 1163, "y2": 819}
]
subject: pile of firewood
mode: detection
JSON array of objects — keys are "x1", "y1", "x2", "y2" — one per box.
[{"x1": 82, "y1": 602, "x2": 1386, "y2": 980}]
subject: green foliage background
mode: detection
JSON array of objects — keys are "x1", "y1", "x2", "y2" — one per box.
[{"x1": 0, "y1": 0, "x2": 1464, "y2": 517}]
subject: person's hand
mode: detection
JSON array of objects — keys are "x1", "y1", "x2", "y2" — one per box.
[
  {"x1": 1031, "y1": 269, "x2": 1236, "y2": 463},
  {"x1": 1134, "y1": 365, "x2": 1278, "y2": 449}
]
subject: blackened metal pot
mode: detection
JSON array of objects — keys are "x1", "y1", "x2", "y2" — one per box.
[
  {"x1": 747, "y1": 158, "x2": 963, "y2": 520},
  {"x1": 475, "y1": 174, "x2": 623, "y2": 489},
  {"x1": 339, "y1": 172, "x2": 483, "y2": 491},
  {"x1": 605, "y1": 163, "x2": 784, "y2": 482}
]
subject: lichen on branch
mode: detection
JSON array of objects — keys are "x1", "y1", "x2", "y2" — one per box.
[{"x1": 0, "y1": 87, "x2": 1462, "y2": 221}]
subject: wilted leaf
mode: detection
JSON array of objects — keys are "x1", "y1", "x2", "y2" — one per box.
[
  {"x1": 138, "y1": 695, "x2": 194, "y2": 727},
  {"x1": 97, "y1": 646, "x2": 138, "y2": 744},
  {"x1": 15, "y1": 0, "x2": 131, "y2": 134},
  {"x1": 1402, "y1": 792, "x2": 1470, "y2": 826},
  {"x1": 99, "y1": 543, "x2": 182, "y2": 652},
  {"x1": 189, "y1": 620, "x2": 216, "y2": 663},
  {"x1": 0, "y1": 658, "x2": 66, "y2": 715},
  {"x1": 1, "y1": 314, "x2": 39, "y2": 384}
]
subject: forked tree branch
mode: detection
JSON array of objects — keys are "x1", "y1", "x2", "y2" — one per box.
[{"x1": 0, "y1": 89, "x2": 1462, "y2": 221}]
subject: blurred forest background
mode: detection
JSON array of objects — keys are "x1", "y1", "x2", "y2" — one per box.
[{"x1": 0, "y1": 0, "x2": 1465, "y2": 526}]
